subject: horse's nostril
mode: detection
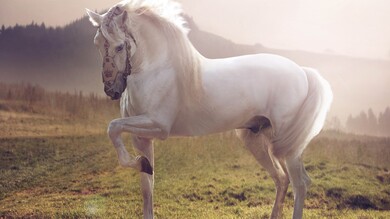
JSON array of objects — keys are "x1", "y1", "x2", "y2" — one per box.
[
  {"x1": 113, "y1": 92, "x2": 120, "y2": 99},
  {"x1": 104, "y1": 71, "x2": 113, "y2": 78}
]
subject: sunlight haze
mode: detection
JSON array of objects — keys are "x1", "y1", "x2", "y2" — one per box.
[
  {"x1": 1, "y1": 0, "x2": 390, "y2": 122},
  {"x1": 1, "y1": 0, "x2": 389, "y2": 59}
]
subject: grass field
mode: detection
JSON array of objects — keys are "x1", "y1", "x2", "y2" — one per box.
[{"x1": 0, "y1": 109, "x2": 389, "y2": 218}]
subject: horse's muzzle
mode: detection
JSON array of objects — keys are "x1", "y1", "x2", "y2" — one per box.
[
  {"x1": 104, "y1": 87, "x2": 122, "y2": 100},
  {"x1": 104, "y1": 75, "x2": 127, "y2": 100}
]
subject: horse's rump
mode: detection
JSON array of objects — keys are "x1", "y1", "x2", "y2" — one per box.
[{"x1": 272, "y1": 67, "x2": 333, "y2": 158}]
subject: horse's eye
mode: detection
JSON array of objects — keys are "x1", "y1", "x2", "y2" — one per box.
[{"x1": 116, "y1": 44, "x2": 124, "y2": 52}]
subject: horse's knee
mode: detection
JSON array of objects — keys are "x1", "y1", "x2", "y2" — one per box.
[{"x1": 108, "y1": 119, "x2": 122, "y2": 140}]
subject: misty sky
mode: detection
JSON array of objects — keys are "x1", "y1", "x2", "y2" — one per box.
[{"x1": 1, "y1": 0, "x2": 390, "y2": 60}]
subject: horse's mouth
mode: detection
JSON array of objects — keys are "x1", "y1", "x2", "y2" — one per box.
[
  {"x1": 110, "y1": 92, "x2": 122, "y2": 100},
  {"x1": 103, "y1": 72, "x2": 128, "y2": 100},
  {"x1": 104, "y1": 86, "x2": 123, "y2": 100}
]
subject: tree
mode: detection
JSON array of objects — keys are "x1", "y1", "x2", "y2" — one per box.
[
  {"x1": 6, "y1": 89, "x2": 13, "y2": 100},
  {"x1": 326, "y1": 116, "x2": 342, "y2": 131},
  {"x1": 346, "y1": 114, "x2": 355, "y2": 132},
  {"x1": 356, "y1": 111, "x2": 368, "y2": 133},
  {"x1": 378, "y1": 107, "x2": 390, "y2": 135},
  {"x1": 367, "y1": 108, "x2": 377, "y2": 134}
]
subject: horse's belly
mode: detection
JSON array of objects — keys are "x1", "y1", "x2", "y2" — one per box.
[{"x1": 170, "y1": 111, "x2": 255, "y2": 136}]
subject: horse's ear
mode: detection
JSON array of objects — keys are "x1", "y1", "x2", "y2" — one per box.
[
  {"x1": 86, "y1": 9, "x2": 102, "y2": 27},
  {"x1": 117, "y1": 10, "x2": 128, "y2": 26},
  {"x1": 122, "y1": 11, "x2": 128, "y2": 24}
]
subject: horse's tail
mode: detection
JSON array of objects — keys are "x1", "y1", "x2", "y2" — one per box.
[{"x1": 273, "y1": 67, "x2": 333, "y2": 158}]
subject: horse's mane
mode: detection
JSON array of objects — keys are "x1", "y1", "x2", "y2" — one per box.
[
  {"x1": 120, "y1": 0, "x2": 189, "y2": 34},
  {"x1": 117, "y1": 0, "x2": 203, "y2": 107}
]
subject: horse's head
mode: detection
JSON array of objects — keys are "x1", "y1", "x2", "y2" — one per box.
[{"x1": 86, "y1": 6, "x2": 137, "y2": 100}]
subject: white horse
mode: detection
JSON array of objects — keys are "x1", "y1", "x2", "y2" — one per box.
[{"x1": 86, "y1": 0, "x2": 333, "y2": 218}]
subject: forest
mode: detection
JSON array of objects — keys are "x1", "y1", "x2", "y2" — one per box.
[{"x1": 346, "y1": 108, "x2": 390, "y2": 136}]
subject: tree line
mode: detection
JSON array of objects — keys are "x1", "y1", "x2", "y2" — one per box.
[
  {"x1": 0, "y1": 19, "x2": 97, "y2": 67},
  {"x1": 0, "y1": 18, "x2": 101, "y2": 94},
  {"x1": 345, "y1": 108, "x2": 390, "y2": 136},
  {"x1": 0, "y1": 82, "x2": 119, "y2": 120}
]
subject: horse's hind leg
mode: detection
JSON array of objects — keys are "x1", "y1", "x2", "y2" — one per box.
[
  {"x1": 285, "y1": 155, "x2": 311, "y2": 219},
  {"x1": 237, "y1": 129, "x2": 289, "y2": 219}
]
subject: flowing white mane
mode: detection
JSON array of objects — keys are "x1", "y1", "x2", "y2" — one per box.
[
  {"x1": 116, "y1": 0, "x2": 203, "y2": 106},
  {"x1": 119, "y1": 0, "x2": 190, "y2": 34}
]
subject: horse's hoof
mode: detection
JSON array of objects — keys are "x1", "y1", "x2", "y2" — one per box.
[{"x1": 139, "y1": 156, "x2": 153, "y2": 175}]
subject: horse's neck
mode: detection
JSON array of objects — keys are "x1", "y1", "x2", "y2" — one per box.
[
  {"x1": 131, "y1": 19, "x2": 170, "y2": 73},
  {"x1": 130, "y1": 15, "x2": 206, "y2": 115}
]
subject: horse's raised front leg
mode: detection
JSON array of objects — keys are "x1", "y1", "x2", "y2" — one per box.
[
  {"x1": 107, "y1": 115, "x2": 167, "y2": 174},
  {"x1": 133, "y1": 136, "x2": 154, "y2": 219}
]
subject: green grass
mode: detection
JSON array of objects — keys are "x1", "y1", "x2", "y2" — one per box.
[{"x1": 1, "y1": 129, "x2": 389, "y2": 218}]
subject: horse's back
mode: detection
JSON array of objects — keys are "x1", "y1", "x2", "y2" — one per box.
[{"x1": 203, "y1": 53, "x2": 309, "y2": 104}]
